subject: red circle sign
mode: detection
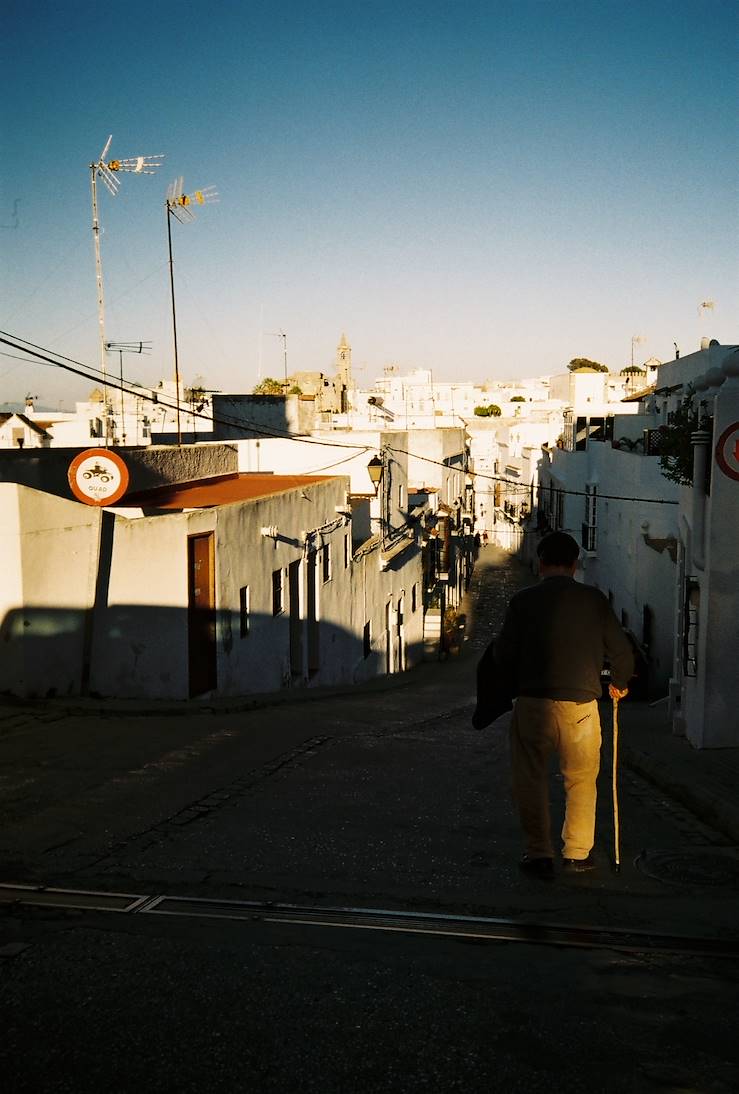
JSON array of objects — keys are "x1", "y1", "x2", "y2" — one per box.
[
  {"x1": 68, "y1": 448, "x2": 130, "y2": 505},
  {"x1": 715, "y1": 421, "x2": 739, "y2": 482}
]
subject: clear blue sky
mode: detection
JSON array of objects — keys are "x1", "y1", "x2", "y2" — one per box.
[{"x1": 1, "y1": 0, "x2": 736, "y2": 406}]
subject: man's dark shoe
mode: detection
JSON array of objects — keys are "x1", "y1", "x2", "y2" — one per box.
[
  {"x1": 519, "y1": 855, "x2": 554, "y2": 879},
  {"x1": 562, "y1": 854, "x2": 596, "y2": 873}
]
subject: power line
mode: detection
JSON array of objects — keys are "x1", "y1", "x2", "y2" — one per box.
[
  {"x1": 0, "y1": 330, "x2": 679, "y2": 508},
  {"x1": 0, "y1": 332, "x2": 370, "y2": 451}
]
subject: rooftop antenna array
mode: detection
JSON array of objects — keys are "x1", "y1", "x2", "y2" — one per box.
[
  {"x1": 630, "y1": 334, "x2": 646, "y2": 368},
  {"x1": 165, "y1": 178, "x2": 219, "y2": 444},
  {"x1": 104, "y1": 340, "x2": 152, "y2": 445},
  {"x1": 89, "y1": 136, "x2": 164, "y2": 443}
]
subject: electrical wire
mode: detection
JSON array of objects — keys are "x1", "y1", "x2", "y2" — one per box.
[
  {"x1": 0, "y1": 329, "x2": 679, "y2": 508},
  {"x1": 0, "y1": 332, "x2": 370, "y2": 452},
  {"x1": 386, "y1": 445, "x2": 679, "y2": 506}
]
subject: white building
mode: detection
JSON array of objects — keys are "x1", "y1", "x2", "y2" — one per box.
[
  {"x1": 0, "y1": 471, "x2": 424, "y2": 701},
  {"x1": 536, "y1": 339, "x2": 739, "y2": 745},
  {"x1": 662, "y1": 343, "x2": 739, "y2": 747},
  {"x1": 0, "y1": 413, "x2": 51, "y2": 449}
]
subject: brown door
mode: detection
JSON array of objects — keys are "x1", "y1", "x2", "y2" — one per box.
[
  {"x1": 289, "y1": 559, "x2": 303, "y2": 678},
  {"x1": 188, "y1": 532, "x2": 217, "y2": 696}
]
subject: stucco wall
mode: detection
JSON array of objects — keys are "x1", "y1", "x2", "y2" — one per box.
[
  {"x1": 0, "y1": 484, "x2": 102, "y2": 697},
  {"x1": 680, "y1": 366, "x2": 739, "y2": 746},
  {"x1": 540, "y1": 442, "x2": 679, "y2": 697},
  {"x1": 212, "y1": 394, "x2": 315, "y2": 439},
  {"x1": 0, "y1": 443, "x2": 238, "y2": 502},
  {"x1": 2, "y1": 473, "x2": 426, "y2": 701},
  {"x1": 88, "y1": 508, "x2": 208, "y2": 699}
]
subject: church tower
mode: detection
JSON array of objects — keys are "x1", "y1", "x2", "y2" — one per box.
[{"x1": 335, "y1": 332, "x2": 352, "y2": 412}]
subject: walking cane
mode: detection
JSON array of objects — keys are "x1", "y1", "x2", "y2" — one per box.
[{"x1": 612, "y1": 694, "x2": 621, "y2": 873}]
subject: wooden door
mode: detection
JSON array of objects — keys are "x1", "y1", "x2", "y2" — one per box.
[
  {"x1": 188, "y1": 533, "x2": 217, "y2": 696},
  {"x1": 289, "y1": 559, "x2": 303, "y2": 678}
]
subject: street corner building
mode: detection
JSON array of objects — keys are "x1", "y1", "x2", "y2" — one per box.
[{"x1": 0, "y1": 472, "x2": 425, "y2": 701}]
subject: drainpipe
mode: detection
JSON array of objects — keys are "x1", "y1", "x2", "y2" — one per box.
[{"x1": 690, "y1": 428, "x2": 711, "y2": 572}]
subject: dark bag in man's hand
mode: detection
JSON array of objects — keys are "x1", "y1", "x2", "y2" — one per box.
[{"x1": 472, "y1": 641, "x2": 514, "y2": 729}]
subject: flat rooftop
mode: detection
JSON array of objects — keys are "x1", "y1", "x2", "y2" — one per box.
[{"x1": 121, "y1": 473, "x2": 334, "y2": 510}]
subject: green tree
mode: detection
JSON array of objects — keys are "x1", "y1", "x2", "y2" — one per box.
[
  {"x1": 568, "y1": 358, "x2": 609, "y2": 373},
  {"x1": 473, "y1": 404, "x2": 502, "y2": 417},
  {"x1": 510, "y1": 395, "x2": 526, "y2": 402},
  {"x1": 288, "y1": 385, "x2": 303, "y2": 395},
  {"x1": 252, "y1": 377, "x2": 283, "y2": 395},
  {"x1": 657, "y1": 390, "x2": 710, "y2": 486}
]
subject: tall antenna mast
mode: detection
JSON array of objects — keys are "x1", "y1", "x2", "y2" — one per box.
[
  {"x1": 165, "y1": 177, "x2": 218, "y2": 444},
  {"x1": 89, "y1": 135, "x2": 164, "y2": 443}
]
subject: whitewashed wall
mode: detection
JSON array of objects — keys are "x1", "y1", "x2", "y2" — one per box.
[
  {"x1": 0, "y1": 484, "x2": 102, "y2": 697},
  {"x1": 675, "y1": 349, "x2": 739, "y2": 746},
  {"x1": 1, "y1": 476, "x2": 423, "y2": 701}
]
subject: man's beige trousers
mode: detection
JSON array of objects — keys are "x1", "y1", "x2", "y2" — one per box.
[{"x1": 510, "y1": 697, "x2": 602, "y2": 860}]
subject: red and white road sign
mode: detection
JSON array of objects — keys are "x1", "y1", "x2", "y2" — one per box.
[
  {"x1": 68, "y1": 448, "x2": 130, "y2": 505},
  {"x1": 715, "y1": 421, "x2": 739, "y2": 482}
]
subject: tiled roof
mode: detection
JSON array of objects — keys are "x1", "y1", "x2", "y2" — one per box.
[{"x1": 120, "y1": 472, "x2": 335, "y2": 510}]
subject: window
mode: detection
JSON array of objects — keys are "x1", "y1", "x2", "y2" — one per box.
[
  {"x1": 683, "y1": 579, "x2": 699, "y2": 677},
  {"x1": 344, "y1": 533, "x2": 349, "y2": 569},
  {"x1": 272, "y1": 569, "x2": 284, "y2": 615},
  {"x1": 411, "y1": 583, "x2": 417, "y2": 613},
  {"x1": 582, "y1": 484, "x2": 597, "y2": 552},
  {"x1": 363, "y1": 622, "x2": 371, "y2": 658},
  {"x1": 239, "y1": 586, "x2": 250, "y2": 637},
  {"x1": 398, "y1": 484, "x2": 405, "y2": 508},
  {"x1": 322, "y1": 543, "x2": 331, "y2": 583}
]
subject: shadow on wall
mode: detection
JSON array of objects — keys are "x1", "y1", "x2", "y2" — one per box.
[{"x1": 0, "y1": 605, "x2": 425, "y2": 702}]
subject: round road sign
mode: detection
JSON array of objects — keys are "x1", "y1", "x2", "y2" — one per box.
[
  {"x1": 715, "y1": 421, "x2": 739, "y2": 482},
  {"x1": 68, "y1": 448, "x2": 130, "y2": 505}
]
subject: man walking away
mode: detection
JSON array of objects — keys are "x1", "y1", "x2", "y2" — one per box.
[{"x1": 492, "y1": 531, "x2": 634, "y2": 879}]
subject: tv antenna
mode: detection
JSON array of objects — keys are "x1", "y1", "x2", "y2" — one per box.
[
  {"x1": 697, "y1": 299, "x2": 715, "y2": 319},
  {"x1": 104, "y1": 341, "x2": 152, "y2": 445},
  {"x1": 89, "y1": 136, "x2": 164, "y2": 442},
  {"x1": 630, "y1": 334, "x2": 646, "y2": 368},
  {"x1": 165, "y1": 178, "x2": 218, "y2": 444}
]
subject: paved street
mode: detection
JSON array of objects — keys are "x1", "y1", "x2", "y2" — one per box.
[{"x1": 1, "y1": 547, "x2": 738, "y2": 1092}]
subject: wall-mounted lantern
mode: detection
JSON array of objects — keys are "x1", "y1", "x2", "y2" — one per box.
[{"x1": 367, "y1": 454, "x2": 384, "y2": 496}]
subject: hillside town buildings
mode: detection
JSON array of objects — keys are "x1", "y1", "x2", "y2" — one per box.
[{"x1": 1, "y1": 334, "x2": 736, "y2": 750}]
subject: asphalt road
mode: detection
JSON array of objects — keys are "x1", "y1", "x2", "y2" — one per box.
[{"x1": 1, "y1": 548, "x2": 738, "y2": 1092}]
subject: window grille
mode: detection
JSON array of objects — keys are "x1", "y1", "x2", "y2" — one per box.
[
  {"x1": 272, "y1": 569, "x2": 283, "y2": 616},
  {"x1": 582, "y1": 484, "x2": 597, "y2": 552},
  {"x1": 683, "y1": 579, "x2": 699, "y2": 678},
  {"x1": 239, "y1": 586, "x2": 250, "y2": 637}
]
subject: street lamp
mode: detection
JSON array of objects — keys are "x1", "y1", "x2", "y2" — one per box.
[
  {"x1": 367, "y1": 454, "x2": 384, "y2": 495},
  {"x1": 165, "y1": 177, "x2": 218, "y2": 444}
]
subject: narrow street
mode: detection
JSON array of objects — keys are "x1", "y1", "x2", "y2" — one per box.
[{"x1": 1, "y1": 547, "x2": 738, "y2": 1092}]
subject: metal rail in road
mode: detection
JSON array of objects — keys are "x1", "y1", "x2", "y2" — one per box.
[{"x1": 1, "y1": 883, "x2": 737, "y2": 959}]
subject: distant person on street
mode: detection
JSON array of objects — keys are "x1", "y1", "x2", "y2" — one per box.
[{"x1": 478, "y1": 530, "x2": 634, "y2": 879}]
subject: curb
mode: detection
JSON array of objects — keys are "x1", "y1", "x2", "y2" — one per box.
[
  {"x1": 622, "y1": 742, "x2": 739, "y2": 845},
  {"x1": 0, "y1": 651, "x2": 476, "y2": 724}
]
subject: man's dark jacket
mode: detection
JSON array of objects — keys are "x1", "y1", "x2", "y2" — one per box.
[{"x1": 473, "y1": 576, "x2": 635, "y2": 728}]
